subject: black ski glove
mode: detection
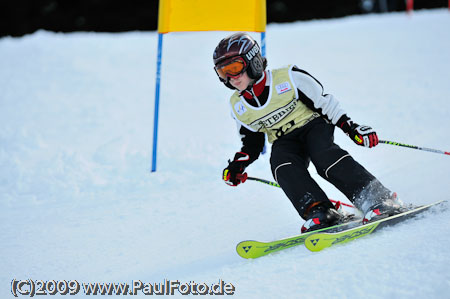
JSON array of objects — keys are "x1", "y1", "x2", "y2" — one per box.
[
  {"x1": 337, "y1": 115, "x2": 379, "y2": 148},
  {"x1": 223, "y1": 152, "x2": 250, "y2": 187}
]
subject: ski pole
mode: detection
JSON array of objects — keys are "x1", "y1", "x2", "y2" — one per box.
[
  {"x1": 246, "y1": 176, "x2": 280, "y2": 188},
  {"x1": 379, "y1": 140, "x2": 450, "y2": 156},
  {"x1": 246, "y1": 176, "x2": 356, "y2": 209}
]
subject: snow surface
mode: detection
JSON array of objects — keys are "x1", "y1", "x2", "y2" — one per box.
[{"x1": 1, "y1": 8, "x2": 450, "y2": 298}]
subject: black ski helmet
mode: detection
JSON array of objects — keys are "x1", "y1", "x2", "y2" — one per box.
[{"x1": 213, "y1": 32, "x2": 267, "y2": 89}]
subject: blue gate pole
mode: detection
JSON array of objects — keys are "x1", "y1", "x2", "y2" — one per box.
[
  {"x1": 151, "y1": 33, "x2": 164, "y2": 172},
  {"x1": 260, "y1": 31, "x2": 266, "y2": 57},
  {"x1": 260, "y1": 31, "x2": 267, "y2": 155}
]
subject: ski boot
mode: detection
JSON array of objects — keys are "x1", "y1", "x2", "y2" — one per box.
[
  {"x1": 362, "y1": 192, "x2": 407, "y2": 224},
  {"x1": 301, "y1": 202, "x2": 343, "y2": 233}
]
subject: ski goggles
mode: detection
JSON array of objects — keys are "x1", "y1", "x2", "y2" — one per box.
[{"x1": 215, "y1": 57, "x2": 247, "y2": 80}]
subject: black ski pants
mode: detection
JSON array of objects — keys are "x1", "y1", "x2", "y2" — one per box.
[{"x1": 270, "y1": 117, "x2": 390, "y2": 219}]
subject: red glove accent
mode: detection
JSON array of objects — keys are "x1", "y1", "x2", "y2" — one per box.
[
  {"x1": 223, "y1": 153, "x2": 249, "y2": 186},
  {"x1": 349, "y1": 124, "x2": 379, "y2": 148},
  {"x1": 337, "y1": 115, "x2": 379, "y2": 148}
]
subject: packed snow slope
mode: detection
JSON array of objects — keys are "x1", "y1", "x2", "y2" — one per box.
[{"x1": 1, "y1": 8, "x2": 450, "y2": 298}]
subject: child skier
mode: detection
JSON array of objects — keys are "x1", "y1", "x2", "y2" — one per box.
[{"x1": 214, "y1": 32, "x2": 403, "y2": 232}]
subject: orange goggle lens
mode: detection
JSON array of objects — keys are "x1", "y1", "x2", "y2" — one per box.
[{"x1": 215, "y1": 58, "x2": 246, "y2": 80}]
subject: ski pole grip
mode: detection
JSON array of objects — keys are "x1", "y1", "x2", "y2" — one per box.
[{"x1": 237, "y1": 173, "x2": 248, "y2": 183}]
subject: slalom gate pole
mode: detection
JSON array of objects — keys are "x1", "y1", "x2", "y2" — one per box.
[
  {"x1": 379, "y1": 140, "x2": 450, "y2": 156},
  {"x1": 246, "y1": 176, "x2": 355, "y2": 209},
  {"x1": 151, "y1": 33, "x2": 164, "y2": 172}
]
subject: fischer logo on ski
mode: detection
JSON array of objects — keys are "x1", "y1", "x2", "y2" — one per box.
[{"x1": 309, "y1": 239, "x2": 320, "y2": 246}]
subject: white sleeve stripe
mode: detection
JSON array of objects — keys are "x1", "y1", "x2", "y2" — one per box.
[{"x1": 292, "y1": 69, "x2": 346, "y2": 125}]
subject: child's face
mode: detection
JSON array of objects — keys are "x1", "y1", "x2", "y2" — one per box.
[{"x1": 229, "y1": 71, "x2": 252, "y2": 91}]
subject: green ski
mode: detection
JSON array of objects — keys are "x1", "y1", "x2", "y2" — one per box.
[
  {"x1": 305, "y1": 200, "x2": 445, "y2": 252},
  {"x1": 236, "y1": 217, "x2": 362, "y2": 259}
]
